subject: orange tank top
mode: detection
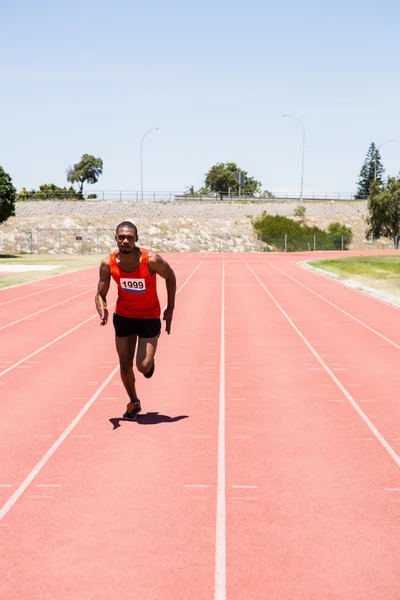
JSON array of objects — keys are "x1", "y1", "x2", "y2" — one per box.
[{"x1": 110, "y1": 249, "x2": 161, "y2": 319}]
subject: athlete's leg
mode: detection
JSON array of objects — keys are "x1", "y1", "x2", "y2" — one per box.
[
  {"x1": 115, "y1": 334, "x2": 139, "y2": 402},
  {"x1": 136, "y1": 336, "x2": 158, "y2": 376}
]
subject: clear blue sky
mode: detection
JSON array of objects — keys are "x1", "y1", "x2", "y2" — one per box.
[{"x1": 2, "y1": 0, "x2": 400, "y2": 196}]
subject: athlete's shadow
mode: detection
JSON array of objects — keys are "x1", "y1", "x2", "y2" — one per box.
[{"x1": 109, "y1": 412, "x2": 189, "y2": 430}]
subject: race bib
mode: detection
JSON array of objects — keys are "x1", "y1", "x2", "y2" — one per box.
[{"x1": 120, "y1": 278, "x2": 146, "y2": 294}]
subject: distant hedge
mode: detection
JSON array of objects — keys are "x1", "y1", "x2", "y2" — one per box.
[{"x1": 252, "y1": 212, "x2": 353, "y2": 251}]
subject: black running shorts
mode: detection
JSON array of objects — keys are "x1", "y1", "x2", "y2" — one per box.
[{"x1": 113, "y1": 314, "x2": 161, "y2": 338}]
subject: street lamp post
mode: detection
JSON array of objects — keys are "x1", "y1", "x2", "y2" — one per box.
[
  {"x1": 140, "y1": 127, "x2": 160, "y2": 201},
  {"x1": 375, "y1": 140, "x2": 394, "y2": 180},
  {"x1": 282, "y1": 114, "x2": 305, "y2": 202}
]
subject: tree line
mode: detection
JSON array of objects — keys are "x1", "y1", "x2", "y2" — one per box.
[{"x1": 1, "y1": 146, "x2": 400, "y2": 250}]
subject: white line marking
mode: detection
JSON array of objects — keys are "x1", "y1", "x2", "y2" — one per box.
[
  {"x1": 35, "y1": 484, "x2": 60, "y2": 488},
  {"x1": 230, "y1": 398, "x2": 246, "y2": 401},
  {"x1": 184, "y1": 484, "x2": 209, "y2": 488},
  {"x1": 100, "y1": 397, "x2": 118, "y2": 400},
  {"x1": 299, "y1": 261, "x2": 400, "y2": 312},
  {"x1": 0, "y1": 272, "x2": 94, "y2": 305},
  {"x1": 215, "y1": 261, "x2": 226, "y2": 600},
  {"x1": 0, "y1": 308, "x2": 114, "y2": 378},
  {"x1": 0, "y1": 289, "x2": 93, "y2": 331},
  {"x1": 247, "y1": 263, "x2": 400, "y2": 471},
  {"x1": 232, "y1": 497, "x2": 259, "y2": 500},
  {"x1": 0, "y1": 260, "x2": 201, "y2": 521},
  {"x1": 193, "y1": 436, "x2": 212, "y2": 439},
  {"x1": 232, "y1": 485, "x2": 258, "y2": 489},
  {"x1": 385, "y1": 488, "x2": 400, "y2": 492},
  {"x1": 232, "y1": 436, "x2": 251, "y2": 439},
  {"x1": 0, "y1": 485, "x2": 12, "y2": 488},
  {"x1": 270, "y1": 263, "x2": 400, "y2": 351},
  {"x1": 0, "y1": 366, "x2": 119, "y2": 523}
]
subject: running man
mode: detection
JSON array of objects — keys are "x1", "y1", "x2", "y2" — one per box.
[{"x1": 95, "y1": 221, "x2": 176, "y2": 420}]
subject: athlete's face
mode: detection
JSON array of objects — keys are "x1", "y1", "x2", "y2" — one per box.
[{"x1": 116, "y1": 227, "x2": 137, "y2": 254}]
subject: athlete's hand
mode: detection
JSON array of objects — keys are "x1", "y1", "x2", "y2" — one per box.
[
  {"x1": 96, "y1": 299, "x2": 109, "y2": 326},
  {"x1": 100, "y1": 306, "x2": 109, "y2": 326},
  {"x1": 163, "y1": 307, "x2": 174, "y2": 335}
]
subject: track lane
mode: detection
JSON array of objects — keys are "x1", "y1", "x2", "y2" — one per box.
[
  {"x1": 0, "y1": 257, "x2": 190, "y2": 375},
  {"x1": 270, "y1": 259, "x2": 400, "y2": 342},
  {"x1": 0, "y1": 261, "x2": 198, "y2": 499},
  {"x1": 224, "y1": 259, "x2": 400, "y2": 599},
  {"x1": 0, "y1": 258, "x2": 220, "y2": 600},
  {"x1": 249, "y1": 260, "x2": 400, "y2": 449}
]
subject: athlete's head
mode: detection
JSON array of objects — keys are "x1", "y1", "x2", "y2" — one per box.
[{"x1": 115, "y1": 221, "x2": 138, "y2": 254}]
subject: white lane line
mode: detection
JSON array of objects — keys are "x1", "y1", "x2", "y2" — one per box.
[
  {"x1": 247, "y1": 263, "x2": 400, "y2": 471},
  {"x1": 385, "y1": 488, "x2": 400, "y2": 492},
  {"x1": 0, "y1": 258, "x2": 189, "y2": 379},
  {"x1": 232, "y1": 497, "x2": 259, "y2": 500},
  {"x1": 184, "y1": 484, "x2": 209, "y2": 488},
  {"x1": 0, "y1": 366, "x2": 119, "y2": 522},
  {"x1": 232, "y1": 485, "x2": 258, "y2": 489},
  {"x1": 0, "y1": 260, "x2": 202, "y2": 521},
  {"x1": 215, "y1": 260, "x2": 226, "y2": 600},
  {"x1": 269, "y1": 263, "x2": 400, "y2": 352},
  {"x1": 0, "y1": 484, "x2": 12, "y2": 488},
  {"x1": 0, "y1": 289, "x2": 94, "y2": 331},
  {"x1": 36, "y1": 484, "x2": 60, "y2": 488},
  {"x1": 0, "y1": 272, "x2": 95, "y2": 305},
  {"x1": 0, "y1": 308, "x2": 113, "y2": 378}
]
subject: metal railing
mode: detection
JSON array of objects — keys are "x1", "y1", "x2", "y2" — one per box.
[{"x1": 15, "y1": 190, "x2": 369, "y2": 202}]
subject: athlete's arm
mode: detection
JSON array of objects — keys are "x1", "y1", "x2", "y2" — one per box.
[
  {"x1": 95, "y1": 257, "x2": 111, "y2": 326},
  {"x1": 148, "y1": 253, "x2": 176, "y2": 334}
]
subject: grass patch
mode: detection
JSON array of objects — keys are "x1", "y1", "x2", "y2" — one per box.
[
  {"x1": 309, "y1": 255, "x2": 400, "y2": 297},
  {"x1": 0, "y1": 254, "x2": 102, "y2": 288}
]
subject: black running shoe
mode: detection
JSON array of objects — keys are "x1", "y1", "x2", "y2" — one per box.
[
  {"x1": 144, "y1": 361, "x2": 155, "y2": 379},
  {"x1": 122, "y1": 400, "x2": 142, "y2": 420}
]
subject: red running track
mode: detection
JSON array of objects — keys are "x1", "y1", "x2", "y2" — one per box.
[{"x1": 1, "y1": 251, "x2": 400, "y2": 599}]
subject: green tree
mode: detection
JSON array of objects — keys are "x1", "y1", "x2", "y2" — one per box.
[
  {"x1": 355, "y1": 143, "x2": 384, "y2": 199},
  {"x1": 252, "y1": 212, "x2": 353, "y2": 251},
  {"x1": 18, "y1": 183, "x2": 79, "y2": 200},
  {"x1": 203, "y1": 162, "x2": 262, "y2": 199},
  {"x1": 0, "y1": 166, "x2": 16, "y2": 224},
  {"x1": 67, "y1": 154, "x2": 103, "y2": 195},
  {"x1": 366, "y1": 176, "x2": 400, "y2": 248},
  {"x1": 326, "y1": 222, "x2": 353, "y2": 249}
]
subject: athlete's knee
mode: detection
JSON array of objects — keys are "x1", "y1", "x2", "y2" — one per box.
[
  {"x1": 119, "y1": 357, "x2": 133, "y2": 372},
  {"x1": 136, "y1": 358, "x2": 153, "y2": 374}
]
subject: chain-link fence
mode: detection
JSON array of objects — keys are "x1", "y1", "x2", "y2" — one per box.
[
  {"x1": 258, "y1": 234, "x2": 349, "y2": 252},
  {"x1": 1, "y1": 229, "x2": 391, "y2": 255},
  {"x1": 0, "y1": 229, "x2": 240, "y2": 255}
]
